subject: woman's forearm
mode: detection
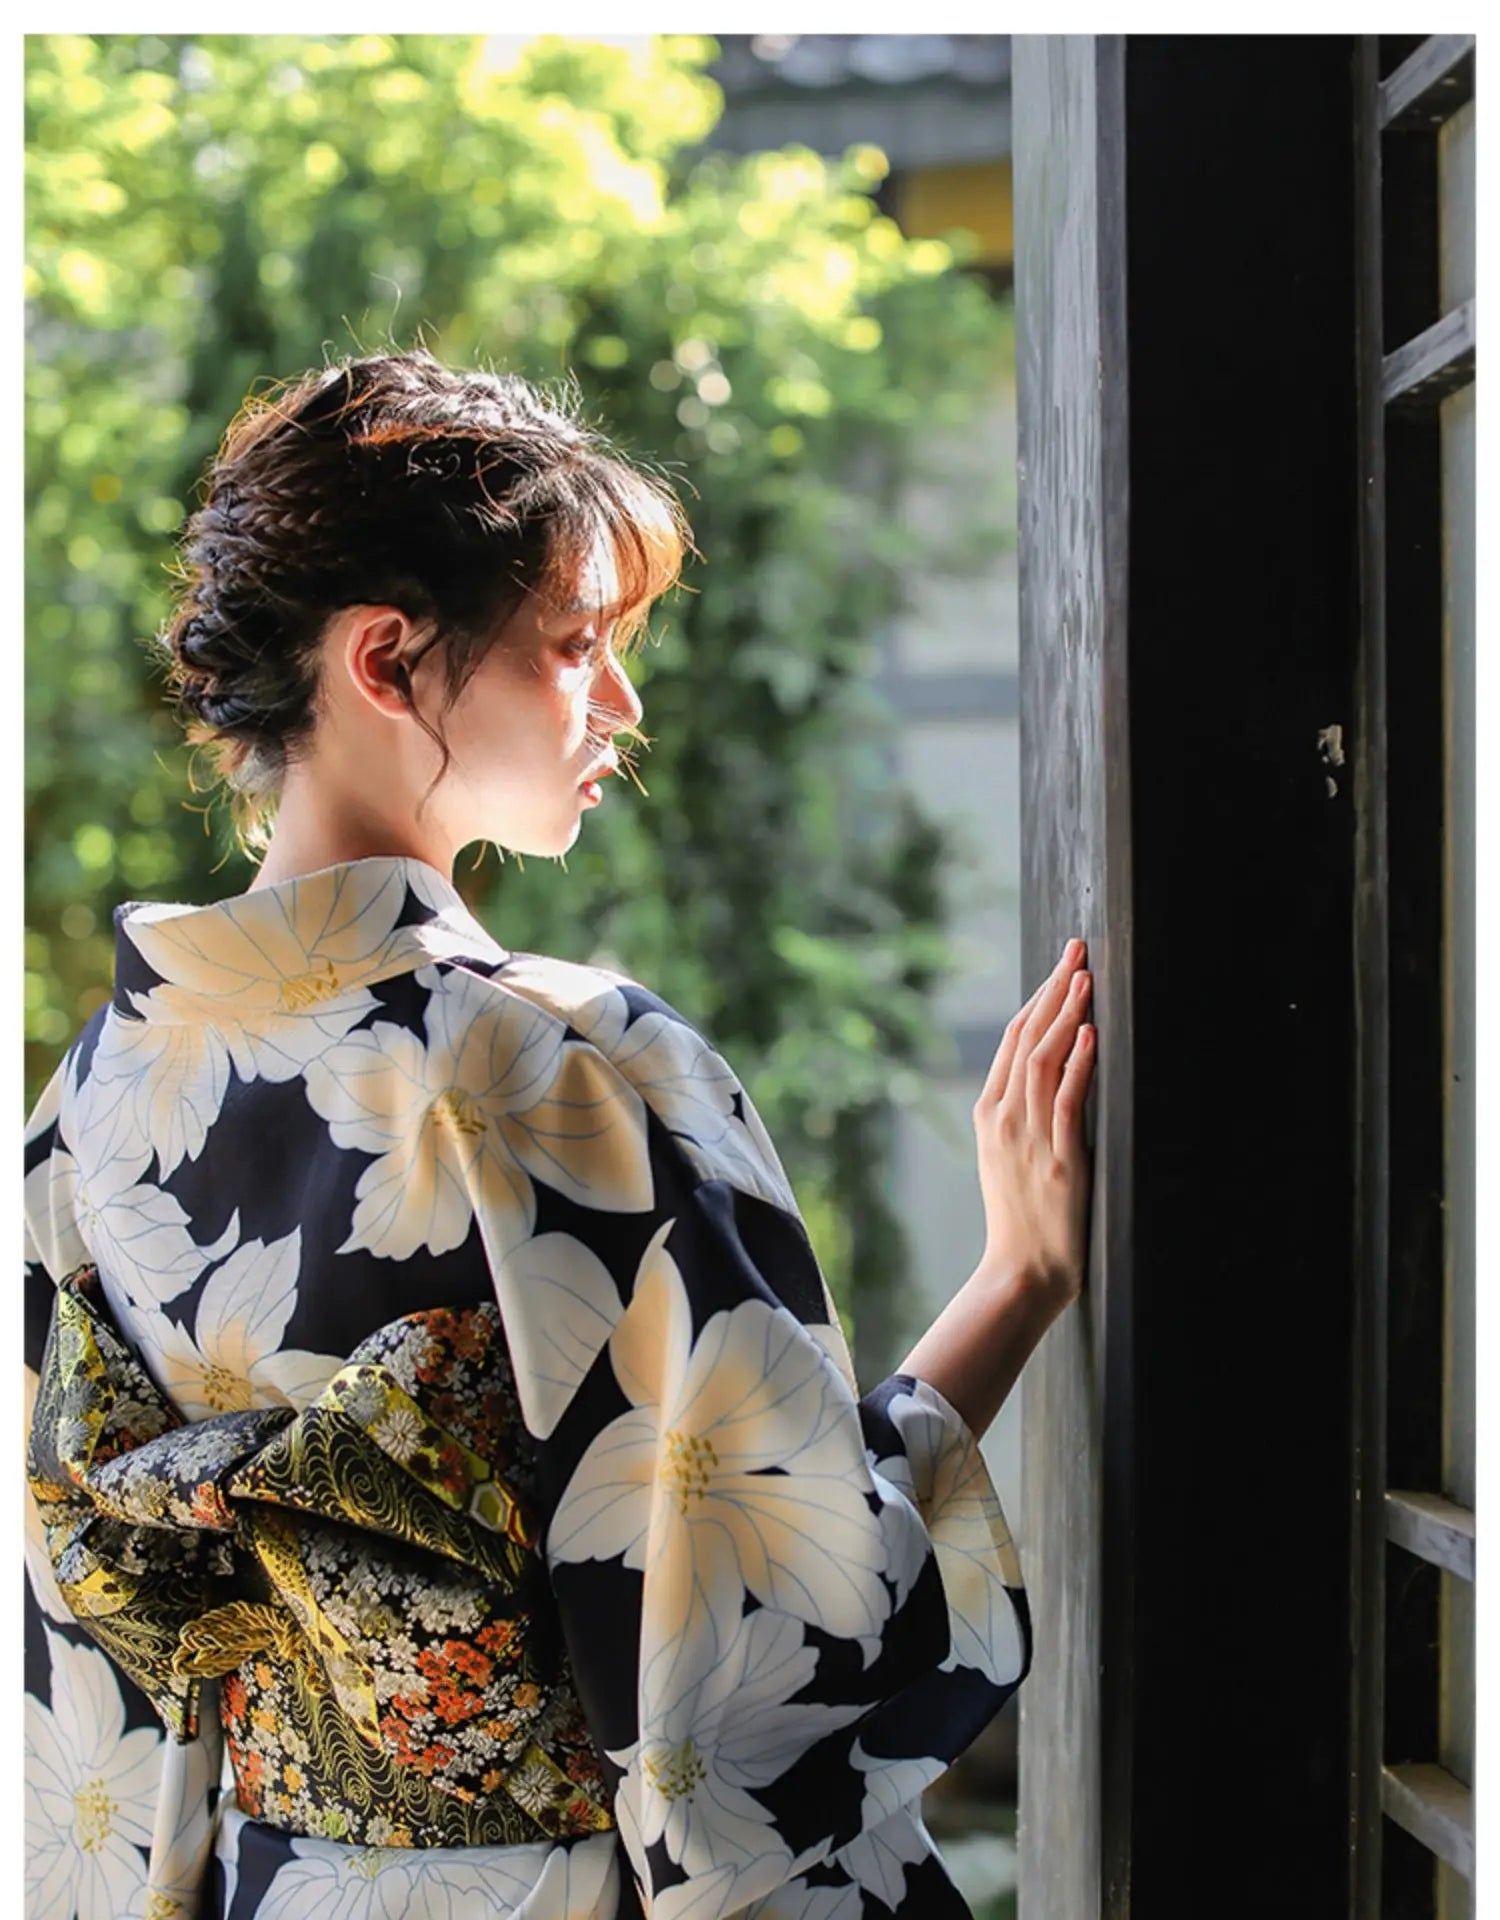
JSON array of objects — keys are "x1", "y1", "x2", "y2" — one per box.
[{"x1": 896, "y1": 1260, "x2": 1073, "y2": 1441}]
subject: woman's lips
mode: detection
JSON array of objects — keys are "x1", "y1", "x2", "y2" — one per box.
[{"x1": 579, "y1": 759, "x2": 616, "y2": 805}]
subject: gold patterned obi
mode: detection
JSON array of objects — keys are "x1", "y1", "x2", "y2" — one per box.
[{"x1": 26, "y1": 1264, "x2": 615, "y2": 1851}]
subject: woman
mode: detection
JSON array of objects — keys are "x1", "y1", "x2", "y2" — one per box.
[{"x1": 23, "y1": 348, "x2": 1095, "y2": 1920}]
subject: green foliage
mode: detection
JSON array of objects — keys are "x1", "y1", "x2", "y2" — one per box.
[{"x1": 25, "y1": 32, "x2": 1010, "y2": 1346}]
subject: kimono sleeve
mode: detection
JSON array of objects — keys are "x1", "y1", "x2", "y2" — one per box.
[
  {"x1": 23, "y1": 1049, "x2": 224, "y2": 1920},
  {"x1": 479, "y1": 989, "x2": 1031, "y2": 1920}
]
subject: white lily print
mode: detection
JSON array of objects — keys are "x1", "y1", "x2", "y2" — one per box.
[
  {"x1": 832, "y1": 1747, "x2": 945, "y2": 1910},
  {"x1": 401, "y1": 858, "x2": 512, "y2": 959},
  {"x1": 490, "y1": 1230, "x2": 624, "y2": 1441},
  {"x1": 145, "y1": 1716, "x2": 225, "y2": 1919},
  {"x1": 236, "y1": 1812, "x2": 617, "y2": 1919},
  {"x1": 833, "y1": 1806, "x2": 934, "y2": 1914},
  {"x1": 135, "y1": 1227, "x2": 341, "y2": 1419},
  {"x1": 745, "y1": 1888, "x2": 863, "y2": 1920},
  {"x1": 864, "y1": 1449, "x2": 938, "y2": 1625},
  {"x1": 548, "y1": 1218, "x2": 891, "y2": 1709},
  {"x1": 736, "y1": 1884, "x2": 862, "y2": 1920},
  {"x1": 24, "y1": 1141, "x2": 203, "y2": 1311},
  {"x1": 123, "y1": 857, "x2": 422, "y2": 1002},
  {"x1": 305, "y1": 966, "x2": 654, "y2": 1264},
  {"x1": 881, "y1": 1382, "x2": 1027, "y2": 1686},
  {"x1": 496, "y1": 955, "x2": 801, "y2": 1217},
  {"x1": 25, "y1": 1624, "x2": 162, "y2": 1920},
  {"x1": 120, "y1": 863, "x2": 413, "y2": 1075},
  {"x1": 638, "y1": 1850, "x2": 863, "y2": 1920},
  {"x1": 74, "y1": 1004, "x2": 235, "y2": 1183},
  {"x1": 108, "y1": 863, "x2": 497, "y2": 1148},
  {"x1": 607, "y1": 1608, "x2": 863, "y2": 1894}
]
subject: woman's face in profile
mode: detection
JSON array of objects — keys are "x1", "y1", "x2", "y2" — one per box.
[{"x1": 416, "y1": 524, "x2": 644, "y2": 860}]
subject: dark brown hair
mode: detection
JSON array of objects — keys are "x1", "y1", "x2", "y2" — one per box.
[{"x1": 157, "y1": 346, "x2": 690, "y2": 849}]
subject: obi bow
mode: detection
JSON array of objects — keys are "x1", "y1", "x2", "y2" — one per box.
[{"x1": 25, "y1": 1263, "x2": 614, "y2": 1844}]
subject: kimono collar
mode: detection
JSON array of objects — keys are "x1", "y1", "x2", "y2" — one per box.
[{"x1": 110, "y1": 855, "x2": 510, "y2": 1022}]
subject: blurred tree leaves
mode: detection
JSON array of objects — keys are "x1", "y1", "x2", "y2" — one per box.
[{"x1": 25, "y1": 32, "x2": 1009, "y2": 1347}]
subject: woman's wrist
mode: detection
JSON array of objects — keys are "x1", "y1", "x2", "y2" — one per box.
[
  {"x1": 976, "y1": 1250, "x2": 1080, "y2": 1323},
  {"x1": 896, "y1": 1254, "x2": 1076, "y2": 1442}
]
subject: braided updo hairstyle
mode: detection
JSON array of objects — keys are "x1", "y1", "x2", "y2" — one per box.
[{"x1": 157, "y1": 347, "x2": 690, "y2": 849}]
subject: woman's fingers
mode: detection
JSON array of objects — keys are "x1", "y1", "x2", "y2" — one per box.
[
  {"x1": 972, "y1": 941, "x2": 1097, "y2": 1304},
  {"x1": 1053, "y1": 1019, "x2": 1095, "y2": 1161},
  {"x1": 980, "y1": 943, "x2": 1085, "y2": 1106},
  {"x1": 1025, "y1": 966, "x2": 1092, "y2": 1136},
  {"x1": 978, "y1": 976, "x2": 1047, "y2": 1107},
  {"x1": 980, "y1": 940, "x2": 1087, "y2": 1110}
]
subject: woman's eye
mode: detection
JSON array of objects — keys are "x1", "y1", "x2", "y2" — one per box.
[{"x1": 563, "y1": 627, "x2": 616, "y2": 666}]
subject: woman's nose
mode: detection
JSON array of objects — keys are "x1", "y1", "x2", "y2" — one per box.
[{"x1": 600, "y1": 650, "x2": 644, "y2": 731}]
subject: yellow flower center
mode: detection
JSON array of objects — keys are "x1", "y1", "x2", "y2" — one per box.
[
  {"x1": 429, "y1": 1087, "x2": 487, "y2": 1138},
  {"x1": 661, "y1": 1430, "x2": 718, "y2": 1514},
  {"x1": 279, "y1": 959, "x2": 342, "y2": 1011},
  {"x1": 145, "y1": 1895, "x2": 185, "y2": 1920},
  {"x1": 74, "y1": 1778, "x2": 115, "y2": 1853},
  {"x1": 200, "y1": 1361, "x2": 253, "y2": 1414},
  {"x1": 347, "y1": 1849, "x2": 385, "y2": 1881},
  {"x1": 642, "y1": 1738, "x2": 707, "y2": 1803}
]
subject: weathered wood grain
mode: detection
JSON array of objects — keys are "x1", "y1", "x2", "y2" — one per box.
[{"x1": 1013, "y1": 34, "x2": 1129, "y2": 1920}]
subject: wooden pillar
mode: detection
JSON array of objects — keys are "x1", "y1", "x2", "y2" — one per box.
[
  {"x1": 1012, "y1": 34, "x2": 1129, "y2": 1920},
  {"x1": 1014, "y1": 35, "x2": 1360, "y2": 1916}
]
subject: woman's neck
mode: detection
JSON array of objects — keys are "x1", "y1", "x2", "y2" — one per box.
[{"x1": 245, "y1": 769, "x2": 456, "y2": 893}]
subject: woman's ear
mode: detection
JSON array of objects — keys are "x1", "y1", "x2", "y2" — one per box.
[{"x1": 335, "y1": 606, "x2": 423, "y2": 720}]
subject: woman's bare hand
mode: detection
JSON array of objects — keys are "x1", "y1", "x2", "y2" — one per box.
[{"x1": 972, "y1": 937, "x2": 1096, "y2": 1304}]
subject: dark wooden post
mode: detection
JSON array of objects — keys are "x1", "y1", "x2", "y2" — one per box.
[
  {"x1": 1013, "y1": 35, "x2": 1360, "y2": 1917},
  {"x1": 1012, "y1": 34, "x2": 1131, "y2": 1920}
]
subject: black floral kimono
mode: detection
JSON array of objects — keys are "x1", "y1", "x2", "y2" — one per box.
[{"x1": 22, "y1": 855, "x2": 1030, "y2": 1920}]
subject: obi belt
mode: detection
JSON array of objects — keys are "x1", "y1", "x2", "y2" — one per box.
[{"x1": 25, "y1": 1262, "x2": 616, "y2": 1853}]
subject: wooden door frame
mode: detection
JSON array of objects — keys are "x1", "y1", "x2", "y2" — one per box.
[{"x1": 1013, "y1": 35, "x2": 1362, "y2": 1915}]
